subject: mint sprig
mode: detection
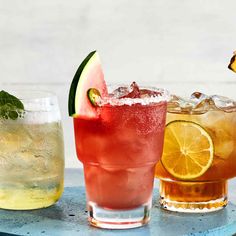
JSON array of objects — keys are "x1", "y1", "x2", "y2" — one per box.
[{"x1": 0, "y1": 90, "x2": 24, "y2": 120}]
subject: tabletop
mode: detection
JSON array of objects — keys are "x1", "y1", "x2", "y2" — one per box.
[{"x1": 1, "y1": 169, "x2": 236, "y2": 236}]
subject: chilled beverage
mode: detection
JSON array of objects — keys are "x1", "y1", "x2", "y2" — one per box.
[
  {"x1": 74, "y1": 84, "x2": 168, "y2": 228},
  {"x1": 69, "y1": 51, "x2": 168, "y2": 228},
  {"x1": 0, "y1": 91, "x2": 64, "y2": 210},
  {"x1": 75, "y1": 95, "x2": 166, "y2": 206},
  {"x1": 155, "y1": 92, "x2": 236, "y2": 212}
]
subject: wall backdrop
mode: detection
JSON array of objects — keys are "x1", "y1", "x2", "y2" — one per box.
[{"x1": 0, "y1": 0, "x2": 236, "y2": 167}]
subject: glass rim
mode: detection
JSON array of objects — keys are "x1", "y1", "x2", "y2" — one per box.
[
  {"x1": 99, "y1": 84, "x2": 170, "y2": 106},
  {"x1": 106, "y1": 83, "x2": 168, "y2": 90},
  {"x1": 167, "y1": 93, "x2": 236, "y2": 113}
]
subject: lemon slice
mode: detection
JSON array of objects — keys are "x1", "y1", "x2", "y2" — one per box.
[{"x1": 161, "y1": 120, "x2": 214, "y2": 180}]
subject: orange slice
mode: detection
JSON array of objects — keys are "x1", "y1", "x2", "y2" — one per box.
[
  {"x1": 228, "y1": 52, "x2": 236, "y2": 72},
  {"x1": 161, "y1": 120, "x2": 214, "y2": 180}
]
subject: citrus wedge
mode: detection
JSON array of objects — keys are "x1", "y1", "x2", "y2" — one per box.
[
  {"x1": 228, "y1": 53, "x2": 236, "y2": 73},
  {"x1": 161, "y1": 120, "x2": 214, "y2": 180}
]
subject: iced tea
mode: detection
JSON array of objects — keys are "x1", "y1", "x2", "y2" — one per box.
[{"x1": 155, "y1": 93, "x2": 236, "y2": 212}]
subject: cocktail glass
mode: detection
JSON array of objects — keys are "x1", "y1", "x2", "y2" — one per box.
[
  {"x1": 0, "y1": 90, "x2": 64, "y2": 210},
  {"x1": 73, "y1": 85, "x2": 168, "y2": 229},
  {"x1": 155, "y1": 92, "x2": 236, "y2": 212}
]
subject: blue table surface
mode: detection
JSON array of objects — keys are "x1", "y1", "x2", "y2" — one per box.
[{"x1": 1, "y1": 169, "x2": 236, "y2": 236}]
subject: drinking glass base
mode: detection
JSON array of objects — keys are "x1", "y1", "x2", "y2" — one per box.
[
  {"x1": 87, "y1": 201, "x2": 151, "y2": 229},
  {"x1": 159, "y1": 179, "x2": 228, "y2": 213},
  {"x1": 160, "y1": 196, "x2": 228, "y2": 213},
  {"x1": 0, "y1": 185, "x2": 63, "y2": 210}
]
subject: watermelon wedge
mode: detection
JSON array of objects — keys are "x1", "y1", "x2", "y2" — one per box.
[{"x1": 68, "y1": 51, "x2": 108, "y2": 118}]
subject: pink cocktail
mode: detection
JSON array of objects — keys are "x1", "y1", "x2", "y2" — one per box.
[{"x1": 73, "y1": 83, "x2": 168, "y2": 229}]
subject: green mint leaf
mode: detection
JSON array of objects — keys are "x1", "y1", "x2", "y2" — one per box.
[{"x1": 0, "y1": 90, "x2": 25, "y2": 120}]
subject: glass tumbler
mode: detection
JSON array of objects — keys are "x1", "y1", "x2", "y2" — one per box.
[
  {"x1": 0, "y1": 90, "x2": 64, "y2": 210},
  {"x1": 73, "y1": 86, "x2": 168, "y2": 229}
]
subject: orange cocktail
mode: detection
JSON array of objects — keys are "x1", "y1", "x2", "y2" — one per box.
[{"x1": 155, "y1": 92, "x2": 236, "y2": 212}]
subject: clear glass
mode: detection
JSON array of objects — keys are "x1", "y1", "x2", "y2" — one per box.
[
  {"x1": 155, "y1": 82, "x2": 236, "y2": 213},
  {"x1": 0, "y1": 90, "x2": 65, "y2": 210},
  {"x1": 73, "y1": 86, "x2": 168, "y2": 229}
]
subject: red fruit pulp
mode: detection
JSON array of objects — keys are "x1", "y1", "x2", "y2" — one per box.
[{"x1": 74, "y1": 101, "x2": 167, "y2": 209}]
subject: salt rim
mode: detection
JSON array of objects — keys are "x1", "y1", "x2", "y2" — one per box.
[{"x1": 98, "y1": 88, "x2": 170, "y2": 106}]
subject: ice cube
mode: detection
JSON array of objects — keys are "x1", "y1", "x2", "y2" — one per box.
[
  {"x1": 12, "y1": 150, "x2": 35, "y2": 169},
  {"x1": 110, "y1": 86, "x2": 130, "y2": 98},
  {"x1": 0, "y1": 125, "x2": 32, "y2": 155},
  {"x1": 120, "y1": 82, "x2": 141, "y2": 98},
  {"x1": 173, "y1": 96, "x2": 198, "y2": 113},
  {"x1": 190, "y1": 92, "x2": 215, "y2": 114},
  {"x1": 110, "y1": 82, "x2": 141, "y2": 99},
  {"x1": 167, "y1": 95, "x2": 185, "y2": 113},
  {"x1": 178, "y1": 98, "x2": 197, "y2": 109},
  {"x1": 139, "y1": 89, "x2": 162, "y2": 98},
  {"x1": 211, "y1": 95, "x2": 236, "y2": 112},
  {"x1": 191, "y1": 92, "x2": 209, "y2": 101},
  {"x1": 214, "y1": 133, "x2": 234, "y2": 159},
  {"x1": 208, "y1": 126, "x2": 234, "y2": 160},
  {"x1": 193, "y1": 99, "x2": 213, "y2": 114},
  {"x1": 0, "y1": 155, "x2": 9, "y2": 169},
  {"x1": 199, "y1": 111, "x2": 234, "y2": 159}
]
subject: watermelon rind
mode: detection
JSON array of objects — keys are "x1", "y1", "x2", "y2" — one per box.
[
  {"x1": 68, "y1": 51, "x2": 96, "y2": 116},
  {"x1": 68, "y1": 51, "x2": 107, "y2": 118}
]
